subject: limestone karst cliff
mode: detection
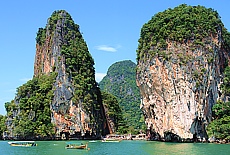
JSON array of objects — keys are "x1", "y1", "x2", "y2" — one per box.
[
  {"x1": 4, "y1": 10, "x2": 111, "y2": 140},
  {"x1": 136, "y1": 4, "x2": 230, "y2": 141},
  {"x1": 34, "y1": 10, "x2": 110, "y2": 139}
]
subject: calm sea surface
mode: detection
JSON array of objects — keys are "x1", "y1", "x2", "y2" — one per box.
[{"x1": 1, "y1": 140, "x2": 229, "y2": 155}]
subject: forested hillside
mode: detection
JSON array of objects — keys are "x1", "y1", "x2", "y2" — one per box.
[{"x1": 99, "y1": 60, "x2": 145, "y2": 134}]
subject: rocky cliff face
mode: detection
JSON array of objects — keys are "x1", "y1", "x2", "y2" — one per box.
[
  {"x1": 136, "y1": 5, "x2": 230, "y2": 141},
  {"x1": 34, "y1": 10, "x2": 108, "y2": 139}
]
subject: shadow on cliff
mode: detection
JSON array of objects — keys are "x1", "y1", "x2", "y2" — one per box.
[
  {"x1": 147, "y1": 130, "x2": 183, "y2": 142},
  {"x1": 146, "y1": 128, "x2": 182, "y2": 142},
  {"x1": 147, "y1": 129, "x2": 199, "y2": 143},
  {"x1": 149, "y1": 131, "x2": 195, "y2": 143},
  {"x1": 189, "y1": 117, "x2": 208, "y2": 142},
  {"x1": 163, "y1": 131, "x2": 182, "y2": 142}
]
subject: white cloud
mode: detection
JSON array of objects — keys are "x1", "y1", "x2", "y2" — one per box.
[
  {"x1": 95, "y1": 73, "x2": 106, "y2": 82},
  {"x1": 95, "y1": 45, "x2": 117, "y2": 52},
  {"x1": 20, "y1": 78, "x2": 32, "y2": 82}
]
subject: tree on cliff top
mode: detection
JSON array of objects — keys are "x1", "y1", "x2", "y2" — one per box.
[{"x1": 137, "y1": 4, "x2": 230, "y2": 61}]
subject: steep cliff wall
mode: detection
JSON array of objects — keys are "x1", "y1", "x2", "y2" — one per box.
[
  {"x1": 34, "y1": 10, "x2": 108, "y2": 139},
  {"x1": 136, "y1": 4, "x2": 230, "y2": 141}
]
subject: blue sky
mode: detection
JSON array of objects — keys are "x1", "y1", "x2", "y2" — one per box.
[{"x1": 0, "y1": 0, "x2": 229, "y2": 115}]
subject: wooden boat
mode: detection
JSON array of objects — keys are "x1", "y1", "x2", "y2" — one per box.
[
  {"x1": 8, "y1": 141, "x2": 37, "y2": 147},
  {"x1": 102, "y1": 134, "x2": 123, "y2": 142},
  {"x1": 65, "y1": 143, "x2": 88, "y2": 149}
]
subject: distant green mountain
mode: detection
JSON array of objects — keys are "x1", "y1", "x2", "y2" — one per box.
[{"x1": 99, "y1": 60, "x2": 145, "y2": 134}]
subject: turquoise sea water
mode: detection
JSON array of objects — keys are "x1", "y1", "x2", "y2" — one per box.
[{"x1": 1, "y1": 140, "x2": 229, "y2": 155}]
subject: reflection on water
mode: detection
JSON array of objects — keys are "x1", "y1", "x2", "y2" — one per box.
[
  {"x1": 143, "y1": 141, "x2": 230, "y2": 155},
  {"x1": 0, "y1": 140, "x2": 229, "y2": 155},
  {"x1": 144, "y1": 142, "x2": 196, "y2": 155}
]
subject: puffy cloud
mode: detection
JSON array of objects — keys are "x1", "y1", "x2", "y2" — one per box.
[{"x1": 95, "y1": 45, "x2": 117, "y2": 52}]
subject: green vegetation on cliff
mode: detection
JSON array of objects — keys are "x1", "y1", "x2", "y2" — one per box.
[
  {"x1": 137, "y1": 4, "x2": 230, "y2": 61},
  {"x1": 37, "y1": 10, "x2": 97, "y2": 107},
  {"x1": 101, "y1": 91, "x2": 123, "y2": 132},
  {"x1": 207, "y1": 66, "x2": 230, "y2": 140},
  {"x1": 5, "y1": 73, "x2": 57, "y2": 139},
  {"x1": 99, "y1": 60, "x2": 145, "y2": 134},
  {"x1": 3, "y1": 10, "x2": 118, "y2": 139},
  {"x1": 0, "y1": 115, "x2": 6, "y2": 139}
]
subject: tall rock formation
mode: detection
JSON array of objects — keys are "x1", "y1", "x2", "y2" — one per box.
[
  {"x1": 34, "y1": 10, "x2": 108, "y2": 139},
  {"x1": 136, "y1": 4, "x2": 230, "y2": 141}
]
